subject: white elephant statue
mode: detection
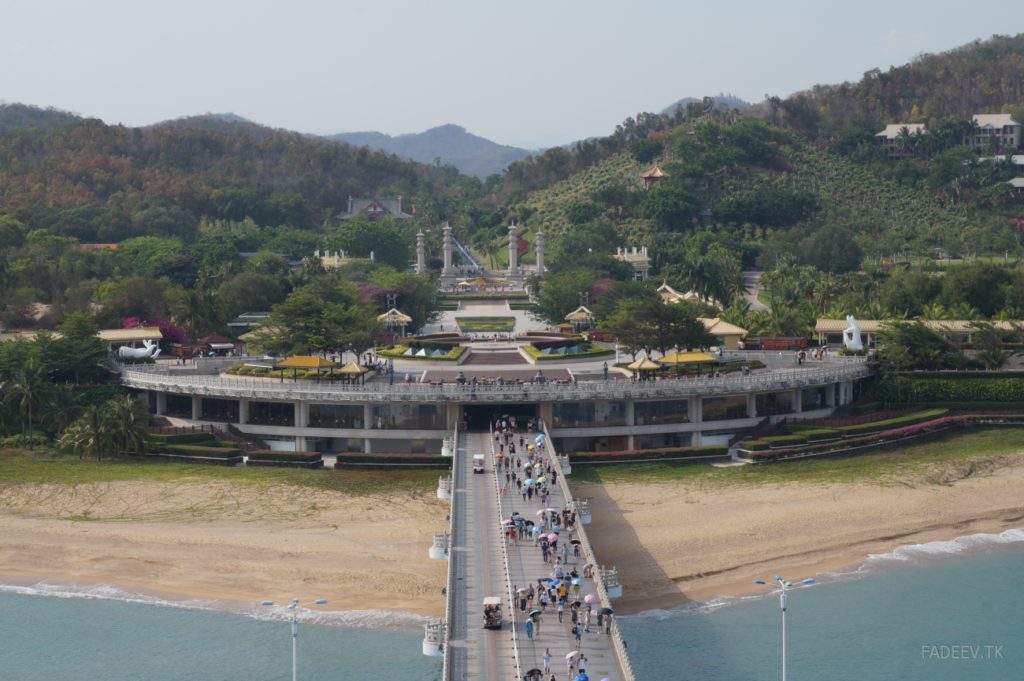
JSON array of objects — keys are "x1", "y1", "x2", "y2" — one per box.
[
  {"x1": 119, "y1": 339, "x2": 162, "y2": 359},
  {"x1": 842, "y1": 316, "x2": 863, "y2": 351}
]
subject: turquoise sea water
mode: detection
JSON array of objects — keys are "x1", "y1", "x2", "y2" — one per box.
[
  {"x1": 4, "y1": 529, "x2": 1022, "y2": 680},
  {"x1": 617, "y1": 529, "x2": 1024, "y2": 681},
  {"x1": 0, "y1": 582, "x2": 441, "y2": 681}
]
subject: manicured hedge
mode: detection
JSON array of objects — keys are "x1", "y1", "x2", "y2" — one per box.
[
  {"x1": 522, "y1": 344, "x2": 615, "y2": 361},
  {"x1": 567, "y1": 446, "x2": 728, "y2": 462},
  {"x1": 871, "y1": 378, "x2": 1024, "y2": 403},
  {"x1": 894, "y1": 371, "x2": 1024, "y2": 380},
  {"x1": 738, "y1": 440, "x2": 770, "y2": 451},
  {"x1": 854, "y1": 401, "x2": 882, "y2": 413},
  {"x1": 407, "y1": 340, "x2": 459, "y2": 351},
  {"x1": 838, "y1": 408, "x2": 949, "y2": 436},
  {"x1": 248, "y1": 451, "x2": 323, "y2": 462},
  {"x1": 163, "y1": 444, "x2": 243, "y2": 458},
  {"x1": 151, "y1": 432, "x2": 216, "y2": 445},
  {"x1": 804, "y1": 429, "x2": 841, "y2": 441},
  {"x1": 376, "y1": 345, "x2": 467, "y2": 361},
  {"x1": 333, "y1": 453, "x2": 451, "y2": 464},
  {"x1": 893, "y1": 401, "x2": 1024, "y2": 411},
  {"x1": 761, "y1": 435, "x2": 808, "y2": 447}
]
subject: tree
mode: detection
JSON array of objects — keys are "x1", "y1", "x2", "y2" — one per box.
[
  {"x1": 5, "y1": 360, "x2": 51, "y2": 449},
  {"x1": 627, "y1": 139, "x2": 664, "y2": 165},
  {"x1": 562, "y1": 203, "x2": 604, "y2": 226},
  {"x1": 41, "y1": 383, "x2": 82, "y2": 436},
  {"x1": 325, "y1": 218, "x2": 412, "y2": 272},
  {"x1": 61, "y1": 405, "x2": 112, "y2": 460},
  {"x1": 641, "y1": 188, "x2": 702, "y2": 231},
  {"x1": 57, "y1": 312, "x2": 108, "y2": 384},
  {"x1": 106, "y1": 396, "x2": 151, "y2": 458},
  {"x1": 798, "y1": 224, "x2": 863, "y2": 273},
  {"x1": 480, "y1": 240, "x2": 502, "y2": 270},
  {"x1": 532, "y1": 270, "x2": 599, "y2": 326}
]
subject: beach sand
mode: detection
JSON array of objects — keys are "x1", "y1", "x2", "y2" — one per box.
[
  {"x1": 572, "y1": 463, "x2": 1024, "y2": 614},
  {"x1": 0, "y1": 480, "x2": 449, "y2": 615}
]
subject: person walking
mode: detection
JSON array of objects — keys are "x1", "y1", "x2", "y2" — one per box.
[
  {"x1": 584, "y1": 607, "x2": 592, "y2": 633},
  {"x1": 557, "y1": 599, "x2": 564, "y2": 623},
  {"x1": 543, "y1": 649, "x2": 551, "y2": 676},
  {"x1": 566, "y1": 656, "x2": 575, "y2": 678},
  {"x1": 572, "y1": 623, "x2": 582, "y2": 648},
  {"x1": 525, "y1": 618, "x2": 533, "y2": 641},
  {"x1": 519, "y1": 589, "x2": 527, "y2": 612},
  {"x1": 533, "y1": 612, "x2": 542, "y2": 637},
  {"x1": 577, "y1": 655, "x2": 586, "y2": 676}
]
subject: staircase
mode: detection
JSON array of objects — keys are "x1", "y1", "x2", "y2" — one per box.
[{"x1": 460, "y1": 351, "x2": 528, "y2": 366}]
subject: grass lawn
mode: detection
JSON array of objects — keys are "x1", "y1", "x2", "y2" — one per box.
[
  {"x1": 567, "y1": 427, "x2": 1024, "y2": 490},
  {"x1": 456, "y1": 316, "x2": 516, "y2": 332},
  {"x1": 0, "y1": 449, "x2": 439, "y2": 497}
]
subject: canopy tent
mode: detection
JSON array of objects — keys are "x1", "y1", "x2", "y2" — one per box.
[
  {"x1": 627, "y1": 356, "x2": 661, "y2": 371},
  {"x1": 658, "y1": 351, "x2": 717, "y2": 364},
  {"x1": 276, "y1": 356, "x2": 337, "y2": 368},
  {"x1": 337, "y1": 360, "x2": 370, "y2": 384},
  {"x1": 275, "y1": 355, "x2": 338, "y2": 383}
]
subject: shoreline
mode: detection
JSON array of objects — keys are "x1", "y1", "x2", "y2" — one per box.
[{"x1": 615, "y1": 518, "x2": 1024, "y2": 615}]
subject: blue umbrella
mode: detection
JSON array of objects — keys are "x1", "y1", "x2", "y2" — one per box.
[
  {"x1": 572, "y1": 578, "x2": 582, "y2": 585},
  {"x1": 535, "y1": 435, "x2": 546, "y2": 442},
  {"x1": 525, "y1": 479, "x2": 535, "y2": 485}
]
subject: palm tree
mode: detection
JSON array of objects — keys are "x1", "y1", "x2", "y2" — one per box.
[
  {"x1": 106, "y1": 396, "x2": 151, "y2": 459},
  {"x1": 481, "y1": 240, "x2": 501, "y2": 272},
  {"x1": 976, "y1": 348, "x2": 1015, "y2": 370},
  {"x1": 173, "y1": 289, "x2": 207, "y2": 342},
  {"x1": 5, "y1": 361, "x2": 51, "y2": 450},
  {"x1": 60, "y1": 405, "x2": 112, "y2": 460},
  {"x1": 895, "y1": 126, "x2": 914, "y2": 156},
  {"x1": 917, "y1": 304, "x2": 949, "y2": 321},
  {"x1": 41, "y1": 383, "x2": 82, "y2": 437}
]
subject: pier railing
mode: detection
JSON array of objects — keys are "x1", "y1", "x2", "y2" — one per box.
[
  {"x1": 490, "y1": 424, "x2": 524, "y2": 681},
  {"x1": 542, "y1": 421, "x2": 637, "y2": 681},
  {"x1": 440, "y1": 423, "x2": 459, "y2": 681}
]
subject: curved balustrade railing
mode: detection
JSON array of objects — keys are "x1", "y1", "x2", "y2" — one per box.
[
  {"x1": 542, "y1": 420, "x2": 637, "y2": 681},
  {"x1": 488, "y1": 425, "x2": 523, "y2": 681},
  {"x1": 441, "y1": 423, "x2": 458, "y2": 681},
  {"x1": 115, "y1": 360, "x2": 872, "y2": 403}
]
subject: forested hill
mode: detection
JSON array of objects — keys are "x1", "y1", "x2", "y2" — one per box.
[
  {"x1": 767, "y1": 33, "x2": 1024, "y2": 138},
  {"x1": 0, "y1": 116, "x2": 452, "y2": 242},
  {"x1": 326, "y1": 124, "x2": 532, "y2": 178},
  {"x1": 146, "y1": 113, "x2": 293, "y2": 141},
  {"x1": 0, "y1": 102, "x2": 82, "y2": 132}
]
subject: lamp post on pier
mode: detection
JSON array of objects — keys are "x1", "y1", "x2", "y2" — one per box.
[
  {"x1": 753, "y1": 575, "x2": 815, "y2": 681},
  {"x1": 261, "y1": 597, "x2": 328, "y2": 681}
]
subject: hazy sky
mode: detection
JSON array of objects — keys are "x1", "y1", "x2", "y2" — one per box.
[{"x1": 3, "y1": 1, "x2": 1019, "y2": 149}]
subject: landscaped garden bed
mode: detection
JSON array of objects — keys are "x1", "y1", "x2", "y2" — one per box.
[
  {"x1": 333, "y1": 453, "x2": 452, "y2": 469},
  {"x1": 567, "y1": 446, "x2": 729, "y2": 465},
  {"x1": 456, "y1": 316, "x2": 516, "y2": 332},
  {"x1": 246, "y1": 451, "x2": 324, "y2": 468}
]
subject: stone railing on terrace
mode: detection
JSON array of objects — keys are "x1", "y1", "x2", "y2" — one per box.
[{"x1": 115, "y1": 360, "x2": 872, "y2": 404}]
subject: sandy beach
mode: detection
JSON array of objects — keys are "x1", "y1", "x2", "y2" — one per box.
[
  {"x1": 572, "y1": 462, "x2": 1024, "y2": 614},
  {"x1": 0, "y1": 480, "x2": 449, "y2": 615}
]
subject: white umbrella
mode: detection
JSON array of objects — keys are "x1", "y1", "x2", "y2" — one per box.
[{"x1": 565, "y1": 651, "x2": 579, "y2": 660}]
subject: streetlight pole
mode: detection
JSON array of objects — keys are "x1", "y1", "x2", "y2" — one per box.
[
  {"x1": 754, "y1": 576, "x2": 815, "y2": 681},
  {"x1": 262, "y1": 597, "x2": 328, "y2": 681}
]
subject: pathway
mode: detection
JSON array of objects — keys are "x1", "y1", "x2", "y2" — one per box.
[{"x1": 448, "y1": 430, "x2": 627, "y2": 681}]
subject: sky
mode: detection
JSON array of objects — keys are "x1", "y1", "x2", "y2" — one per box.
[{"x1": 2, "y1": 0, "x2": 1021, "y2": 149}]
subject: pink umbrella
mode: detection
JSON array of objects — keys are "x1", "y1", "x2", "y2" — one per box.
[
  {"x1": 502, "y1": 519, "x2": 514, "y2": 525},
  {"x1": 584, "y1": 594, "x2": 597, "y2": 604},
  {"x1": 547, "y1": 533, "x2": 559, "y2": 541}
]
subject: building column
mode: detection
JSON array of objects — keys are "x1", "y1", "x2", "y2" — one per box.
[
  {"x1": 747, "y1": 393, "x2": 757, "y2": 419},
  {"x1": 793, "y1": 388, "x2": 803, "y2": 413},
  {"x1": 538, "y1": 403, "x2": 553, "y2": 429},
  {"x1": 827, "y1": 384, "x2": 836, "y2": 408},
  {"x1": 295, "y1": 401, "x2": 307, "y2": 428},
  {"x1": 690, "y1": 398, "x2": 702, "y2": 424},
  {"x1": 238, "y1": 397, "x2": 248, "y2": 424},
  {"x1": 364, "y1": 404, "x2": 374, "y2": 453},
  {"x1": 691, "y1": 431, "x2": 703, "y2": 446},
  {"x1": 295, "y1": 436, "x2": 307, "y2": 452},
  {"x1": 625, "y1": 400, "x2": 635, "y2": 451},
  {"x1": 191, "y1": 395, "x2": 202, "y2": 421},
  {"x1": 155, "y1": 392, "x2": 167, "y2": 415}
]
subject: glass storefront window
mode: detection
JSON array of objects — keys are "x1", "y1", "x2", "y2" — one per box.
[
  {"x1": 551, "y1": 402, "x2": 626, "y2": 428},
  {"x1": 756, "y1": 391, "x2": 794, "y2": 417},
  {"x1": 702, "y1": 395, "x2": 747, "y2": 421},
  {"x1": 309, "y1": 404, "x2": 363, "y2": 429},
  {"x1": 371, "y1": 404, "x2": 446, "y2": 430},
  {"x1": 635, "y1": 399, "x2": 689, "y2": 425},
  {"x1": 165, "y1": 394, "x2": 192, "y2": 417},
  {"x1": 247, "y1": 401, "x2": 295, "y2": 427},
  {"x1": 802, "y1": 386, "x2": 827, "y2": 412},
  {"x1": 201, "y1": 398, "x2": 238, "y2": 423}
]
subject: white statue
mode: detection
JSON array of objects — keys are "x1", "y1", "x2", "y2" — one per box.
[
  {"x1": 119, "y1": 339, "x2": 162, "y2": 359},
  {"x1": 842, "y1": 315, "x2": 863, "y2": 351}
]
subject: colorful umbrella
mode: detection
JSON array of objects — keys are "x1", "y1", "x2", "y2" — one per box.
[
  {"x1": 584, "y1": 594, "x2": 597, "y2": 604},
  {"x1": 572, "y1": 578, "x2": 583, "y2": 585}
]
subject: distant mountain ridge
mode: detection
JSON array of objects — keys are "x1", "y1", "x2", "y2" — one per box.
[
  {"x1": 0, "y1": 102, "x2": 82, "y2": 132},
  {"x1": 660, "y1": 93, "x2": 751, "y2": 115},
  {"x1": 325, "y1": 124, "x2": 531, "y2": 178}
]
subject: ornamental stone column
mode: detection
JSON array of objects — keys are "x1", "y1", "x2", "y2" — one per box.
[
  {"x1": 441, "y1": 223, "x2": 454, "y2": 281},
  {"x1": 416, "y1": 232, "x2": 426, "y2": 275},
  {"x1": 535, "y1": 231, "x2": 546, "y2": 278},
  {"x1": 507, "y1": 222, "x2": 519, "y2": 278}
]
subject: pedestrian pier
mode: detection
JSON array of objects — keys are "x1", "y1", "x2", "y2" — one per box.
[{"x1": 432, "y1": 426, "x2": 635, "y2": 681}]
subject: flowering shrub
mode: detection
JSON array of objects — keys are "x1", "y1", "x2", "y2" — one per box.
[
  {"x1": 123, "y1": 316, "x2": 184, "y2": 345},
  {"x1": 334, "y1": 453, "x2": 450, "y2": 464}
]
